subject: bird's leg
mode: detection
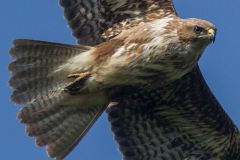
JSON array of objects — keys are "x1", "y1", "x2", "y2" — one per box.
[
  {"x1": 64, "y1": 71, "x2": 91, "y2": 95},
  {"x1": 67, "y1": 72, "x2": 90, "y2": 79}
]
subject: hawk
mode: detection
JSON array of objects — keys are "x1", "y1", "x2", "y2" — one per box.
[{"x1": 9, "y1": 0, "x2": 240, "y2": 160}]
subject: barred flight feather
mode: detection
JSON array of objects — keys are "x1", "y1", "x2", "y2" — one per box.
[
  {"x1": 107, "y1": 67, "x2": 240, "y2": 160},
  {"x1": 46, "y1": 106, "x2": 103, "y2": 159},
  {"x1": 9, "y1": 39, "x2": 91, "y2": 104},
  {"x1": 9, "y1": 39, "x2": 107, "y2": 159}
]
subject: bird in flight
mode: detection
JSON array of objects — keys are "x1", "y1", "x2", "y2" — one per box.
[{"x1": 9, "y1": 0, "x2": 240, "y2": 160}]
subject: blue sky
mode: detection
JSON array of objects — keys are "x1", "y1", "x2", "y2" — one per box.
[{"x1": 0, "y1": 1, "x2": 240, "y2": 160}]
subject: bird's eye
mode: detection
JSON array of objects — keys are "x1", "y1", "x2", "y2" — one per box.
[{"x1": 193, "y1": 26, "x2": 204, "y2": 34}]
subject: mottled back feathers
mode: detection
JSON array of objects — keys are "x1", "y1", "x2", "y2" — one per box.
[{"x1": 60, "y1": 0, "x2": 177, "y2": 45}]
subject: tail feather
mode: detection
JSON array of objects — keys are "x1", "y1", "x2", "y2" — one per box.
[
  {"x1": 47, "y1": 114, "x2": 83, "y2": 158},
  {"x1": 9, "y1": 39, "x2": 91, "y2": 104},
  {"x1": 35, "y1": 112, "x2": 79, "y2": 146},
  {"x1": 9, "y1": 39, "x2": 90, "y2": 59},
  {"x1": 47, "y1": 106, "x2": 104, "y2": 160},
  {"x1": 26, "y1": 105, "x2": 76, "y2": 136},
  {"x1": 30, "y1": 105, "x2": 105, "y2": 159},
  {"x1": 9, "y1": 66, "x2": 62, "y2": 81},
  {"x1": 9, "y1": 39, "x2": 107, "y2": 159},
  {"x1": 11, "y1": 80, "x2": 67, "y2": 104},
  {"x1": 8, "y1": 57, "x2": 66, "y2": 73},
  {"x1": 17, "y1": 90, "x2": 66, "y2": 123}
]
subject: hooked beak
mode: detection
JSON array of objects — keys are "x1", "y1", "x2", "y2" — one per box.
[{"x1": 208, "y1": 28, "x2": 216, "y2": 43}]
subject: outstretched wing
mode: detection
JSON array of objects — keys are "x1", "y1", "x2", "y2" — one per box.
[
  {"x1": 107, "y1": 66, "x2": 240, "y2": 160},
  {"x1": 59, "y1": 0, "x2": 177, "y2": 45}
]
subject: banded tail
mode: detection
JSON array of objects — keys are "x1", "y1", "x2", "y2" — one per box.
[{"x1": 9, "y1": 39, "x2": 107, "y2": 159}]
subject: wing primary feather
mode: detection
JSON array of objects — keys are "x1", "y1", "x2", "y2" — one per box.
[{"x1": 107, "y1": 67, "x2": 240, "y2": 160}]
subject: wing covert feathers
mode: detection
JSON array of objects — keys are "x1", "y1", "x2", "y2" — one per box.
[
  {"x1": 9, "y1": 39, "x2": 107, "y2": 159},
  {"x1": 107, "y1": 66, "x2": 240, "y2": 160},
  {"x1": 60, "y1": 0, "x2": 177, "y2": 45}
]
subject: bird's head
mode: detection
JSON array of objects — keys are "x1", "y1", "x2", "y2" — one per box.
[
  {"x1": 177, "y1": 18, "x2": 216, "y2": 48},
  {"x1": 156, "y1": 18, "x2": 217, "y2": 78}
]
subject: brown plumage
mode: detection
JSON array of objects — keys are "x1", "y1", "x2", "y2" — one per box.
[
  {"x1": 9, "y1": 0, "x2": 239, "y2": 160},
  {"x1": 107, "y1": 67, "x2": 239, "y2": 160},
  {"x1": 60, "y1": 0, "x2": 177, "y2": 44},
  {"x1": 9, "y1": 40, "x2": 107, "y2": 159}
]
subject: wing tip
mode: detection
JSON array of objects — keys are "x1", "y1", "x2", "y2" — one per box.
[
  {"x1": 18, "y1": 109, "x2": 27, "y2": 123},
  {"x1": 11, "y1": 90, "x2": 26, "y2": 105},
  {"x1": 46, "y1": 145, "x2": 65, "y2": 160}
]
